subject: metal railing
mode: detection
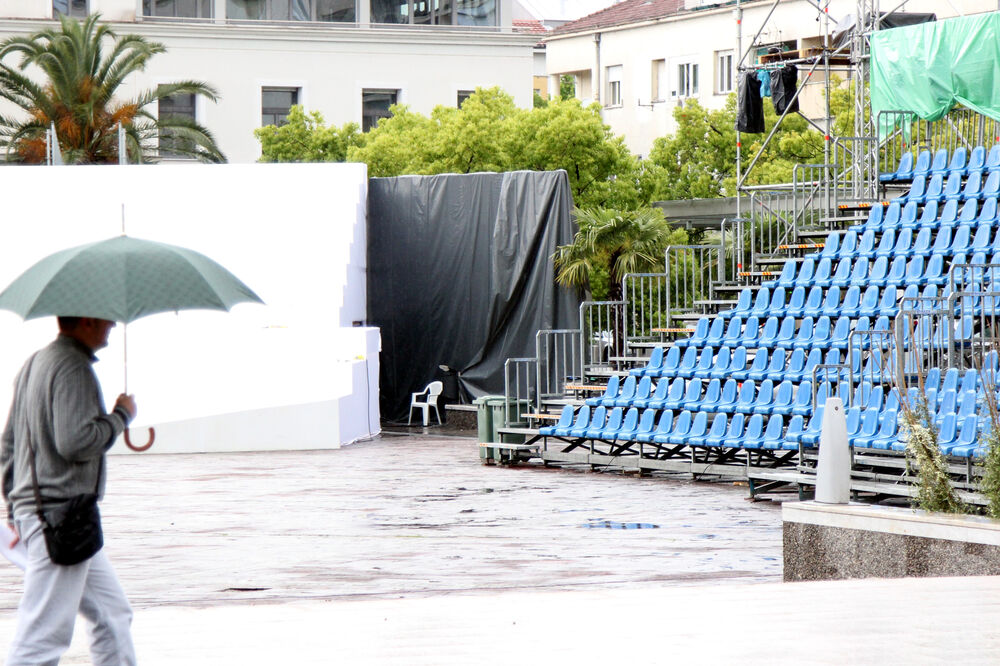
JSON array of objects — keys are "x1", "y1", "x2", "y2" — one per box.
[
  {"x1": 504, "y1": 357, "x2": 538, "y2": 418},
  {"x1": 535, "y1": 329, "x2": 582, "y2": 405},
  {"x1": 663, "y1": 244, "x2": 724, "y2": 325},
  {"x1": 832, "y1": 136, "x2": 879, "y2": 204},
  {"x1": 623, "y1": 273, "x2": 669, "y2": 350},
  {"x1": 580, "y1": 300, "x2": 625, "y2": 376},
  {"x1": 878, "y1": 108, "x2": 1000, "y2": 177}
]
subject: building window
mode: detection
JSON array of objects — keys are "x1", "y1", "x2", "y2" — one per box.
[
  {"x1": 651, "y1": 59, "x2": 665, "y2": 102},
  {"x1": 227, "y1": 0, "x2": 355, "y2": 21},
  {"x1": 716, "y1": 50, "x2": 734, "y2": 94},
  {"x1": 144, "y1": 0, "x2": 213, "y2": 18},
  {"x1": 457, "y1": 90, "x2": 474, "y2": 107},
  {"x1": 370, "y1": 0, "x2": 495, "y2": 25},
  {"x1": 53, "y1": 0, "x2": 88, "y2": 17},
  {"x1": 158, "y1": 92, "x2": 197, "y2": 157},
  {"x1": 675, "y1": 61, "x2": 699, "y2": 98},
  {"x1": 262, "y1": 87, "x2": 298, "y2": 126},
  {"x1": 605, "y1": 65, "x2": 622, "y2": 107},
  {"x1": 363, "y1": 89, "x2": 398, "y2": 131}
]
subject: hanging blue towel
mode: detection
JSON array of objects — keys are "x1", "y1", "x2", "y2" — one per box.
[{"x1": 759, "y1": 70, "x2": 772, "y2": 97}]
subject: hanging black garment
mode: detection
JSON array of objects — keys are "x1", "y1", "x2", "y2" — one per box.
[
  {"x1": 736, "y1": 72, "x2": 765, "y2": 133},
  {"x1": 772, "y1": 65, "x2": 800, "y2": 115}
]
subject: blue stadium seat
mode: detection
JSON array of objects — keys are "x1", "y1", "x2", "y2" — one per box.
[
  {"x1": 755, "y1": 316, "x2": 781, "y2": 348},
  {"x1": 661, "y1": 377, "x2": 691, "y2": 411},
  {"x1": 820, "y1": 232, "x2": 840, "y2": 260},
  {"x1": 849, "y1": 257, "x2": 871, "y2": 287},
  {"x1": 828, "y1": 316, "x2": 851, "y2": 350},
  {"x1": 671, "y1": 346, "x2": 698, "y2": 380},
  {"x1": 923, "y1": 253, "x2": 947, "y2": 286},
  {"x1": 915, "y1": 200, "x2": 939, "y2": 228},
  {"x1": 902, "y1": 255, "x2": 924, "y2": 286},
  {"x1": 750, "y1": 287, "x2": 772, "y2": 316},
  {"x1": 958, "y1": 199, "x2": 979, "y2": 225},
  {"x1": 750, "y1": 380, "x2": 775, "y2": 414},
  {"x1": 929, "y1": 225, "x2": 953, "y2": 255},
  {"x1": 966, "y1": 146, "x2": 985, "y2": 175},
  {"x1": 869, "y1": 410, "x2": 900, "y2": 450},
  {"x1": 734, "y1": 348, "x2": 765, "y2": 382},
  {"x1": 804, "y1": 316, "x2": 832, "y2": 349},
  {"x1": 708, "y1": 413, "x2": 742, "y2": 447},
  {"x1": 899, "y1": 201, "x2": 920, "y2": 229},
  {"x1": 789, "y1": 380, "x2": 813, "y2": 416},
  {"x1": 760, "y1": 415, "x2": 790, "y2": 450},
  {"x1": 788, "y1": 348, "x2": 823, "y2": 383},
  {"x1": 980, "y1": 197, "x2": 999, "y2": 225},
  {"x1": 632, "y1": 408, "x2": 658, "y2": 443},
  {"x1": 539, "y1": 405, "x2": 575, "y2": 436},
  {"x1": 781, "y1": 316, "x2": 810, "y2": 350},
  {"x1": 612, "y1": 407, "x2": 640, "y2": 441},
  {"x1": 765, "y1": 287, "x2": 788, "y2": 317},
  {"x1": 912, "y1": 149, "x2": 932, "y2": 179},
  {"x1": 855, "y1": 229, "x2": 878, "y2": 258},
  {"x1": 703, "y1": 316, "x2": 726, "y2": 347},
  {"x1": 724, "y1": 316, "x2": 755, "y2": 348},
  {"x1": 818, "y1": 285, "x2": 843, "y2": 318},
  {"x1": 713, "y1": 379, "x2": 740, "y2": 413},
  {"x1": 680, "y1": 378, "x2": 705, "y2": 409},
  {"x1": 931, "y1": 413, "x2": 958, "y2": 454},
  {"x1": 945, "y1": 224, "x2": 972, "y2": 255},
  {"x1": 784, "y1": 286, "x2": 807, "y2": 318},
  {"x1": 850, "y1": 409, "x2": 880, "y2": 449},
  {"x1": 853, "y1": 286, "x2": 879, "y2": 318},
  {"x1": 795, "y1": 286, "x2": 823, "y2": 319},
  {"x1": 798, "y1": 405, "x2": 826, "y2": 447},
  {"x1": 827, "y1": 258, "x2": 852, "y2": 288},
  {"x1": 728, "y1": 380, "x2": 756, "y2": 413},
  {"x1": 947, "y1": 146, "x2": 968, "y2": 174},
  {"x1": 859, "y1": 205, "x2": 884, "y2": 233},
  {"x1": 587, "y1": 376, "x2": 619, "y2": 406},
  {"x1": 723, "y1": 288, "x2": 754, "y2": 319},
  {"x1": 883, "y1": 201, "x2": 903, "y2": 227},
  {"x1": 837, "y1": 230, "x2": 859, "y2": 259},
  {"x1": 765, "y1": 348, "x2": 793, "y2": 382},
  {"x1": 591, "y1": 407, "x2": 622, "y2": 439},
  {"x1": 656, "y1": 409, "x2": 691, "y2": 445},
  {"x1": 725, "y1": 413, "x2": 763, "y2": 449},
  {"x1": 637, "y1": 409, "x2": 673, "y2": 443},
  {"x1": 631, "y1": 347, "x2": 665, "y2": 377},
  {"x1": 792, "y1": 258, "x2": 816, "y2": 287},
  {"x1": 984, "y1": 170, "x2": 1000, "y2": 199},
  {"x1": 620, "y1": 375, "x2": 652, "y2": 407},
  {"x1": 937, "y1": 199, "x2": 959, "y2": 227},
  {"x1": 674, "y1": 318, "x2": 708, "y2": 348},
  {"x1": 771, "y1": 262, "x2": 798, "y2": 289},
  {"x1": 632, "y1": 377, "x2": 669, "y2": 409},
  {"x1": 960, "y1": 169, "x2": 984, "y2": 200},
  {"x1": 810, "y1": 257, "x2": 833, "y2": 288},
  {"x1": 942, "y1": 171, "x2": 964, "y2": 200},
  {"x1": 909, "y1": 226, "x2": 933, "y2": 256},
  {"x1": 895, "y1": 176, "x2": 927, "y2": 205},
  {"x1": 874, "y1": 229, "x2": 896, "y2": 257},
  {"x1": 605, "y1": 375, "x2": 636, "y2": 407},
  {"x1": 854, "y1": 383, "x2": 883, "y2": 412},
  {"x1": 949, "y1": 415, "x2": 982, "y2": 458},
  {"x1": 649, "y1": 345, "x2": 680, "y2": 379},
  {"x1": 696, "y1": 378, "x2": 722, "y2": 411},
  {"x1": 784, "y1": 414, "x2": 806, "y2": 445},
  {"x1": 881, "y1": 151, "x2": 913, "y2": 182},
  {"x1": 713, "y1": 346, "x2": 746, "y2": 380},
  {"x1": 866, "y1": 256, "x2": 890, "y2": 286},
  {"x1": 987, "y1": 145, "x2": 1000, "y2": 173},
  {"x1": 971, "y1": 224, "x2": 994, "y2": 255},
  {"x1": 569, "y1": 405, "x2": 596, "y2": 438},
  {"x1": 849, "y1": 316, "x2": 871, "y2": 348},
  {"x1": 929, "y1": 148, "x2": 949, "y2": 175},
  {"x1": 768, "y1": 381, "x2": 795, "y2": 416},
  {"x1": 775, "y1": 348, "x2": 805, "y2": 383},
  {"x1": 702, "y1": 413, "x2": 729, "y2": 448}
]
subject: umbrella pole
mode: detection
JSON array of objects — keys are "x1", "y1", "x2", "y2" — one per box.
[{"x1": 121, "y1": 322, "x2": 155, "y2": 452}]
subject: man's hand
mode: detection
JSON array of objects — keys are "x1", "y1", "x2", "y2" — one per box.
[
  {"x1": 6, "y1": 521, "x2": 18, "y2": 547},
  {"x1": 115, "y1": 394, "x2": 137, "y2": 421}
]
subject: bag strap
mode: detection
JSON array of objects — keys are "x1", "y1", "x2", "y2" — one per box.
[{"x1": 21, "y1": 353, "x2": 103, "y2": 527}]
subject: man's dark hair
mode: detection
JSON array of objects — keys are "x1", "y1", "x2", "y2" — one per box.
[{"x1": 57, "y1": 316, "x2": 83, "y2": 332}]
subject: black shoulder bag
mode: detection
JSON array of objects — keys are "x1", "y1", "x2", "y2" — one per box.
[{"x1": 26, "y1": 437, "x2": 103, "y2": 565}]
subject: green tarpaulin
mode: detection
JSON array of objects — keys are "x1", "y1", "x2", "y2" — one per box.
[{"x1": 871, "y1": 11, "x2": 1000, "y2": 138}]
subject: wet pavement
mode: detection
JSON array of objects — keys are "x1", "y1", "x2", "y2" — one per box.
[{"x1": 0, "y1": 432, "x2": 783, "y2": 614}]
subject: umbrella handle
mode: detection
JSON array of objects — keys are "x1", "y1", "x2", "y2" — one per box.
[{"x1": 124, "y1": 427, "x2": 155, "y2": 452}]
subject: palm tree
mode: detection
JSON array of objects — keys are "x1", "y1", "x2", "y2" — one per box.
[
  {"x1": 553, "y1": 206, "x2": 681, "y2": 301},
  {"x1": 0, "y1": 13, "x2": 224, "y2": 164}
]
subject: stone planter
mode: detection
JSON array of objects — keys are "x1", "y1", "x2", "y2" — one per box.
[{"x1": 783, "y1": 501, "x2": 1000, "y2": 581}]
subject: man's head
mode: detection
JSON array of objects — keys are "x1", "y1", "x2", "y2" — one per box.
[{"x1": 58, "y1": 316, "x2": 116, "y2": 352}]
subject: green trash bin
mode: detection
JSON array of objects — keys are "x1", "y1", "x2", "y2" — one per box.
[
  {"x1": 490, "y1": 396, "x2": 530, "y2": 444},
  {"x1": 474, "y1": 396, "x2": 496, "y2": 444}
]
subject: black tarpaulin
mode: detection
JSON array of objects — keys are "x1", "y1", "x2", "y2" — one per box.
[
  {"x1": 771, "y1": 65, "x2": 799, "y2": 116},
  {"x1": 367, "y1": 170, "x2": 579, "y2": 422},
  {"x1": 737, "y1": 72, "x2": 765, "y2": 133}
]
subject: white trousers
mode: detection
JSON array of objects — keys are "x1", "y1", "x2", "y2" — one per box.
[{"x1": 7, "y1": 514, "x2": 136, "y2": 666}]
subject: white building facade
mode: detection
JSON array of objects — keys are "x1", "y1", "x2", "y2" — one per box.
[
  {"x1": 544, "y1": 0, "x2": 996, "y2": 158},
  {"x1": 0, "y1": 0, "x2": 536, "y2": 163}
]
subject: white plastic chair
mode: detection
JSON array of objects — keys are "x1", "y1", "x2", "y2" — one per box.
[{"x1": 408, "y1": 380, "x2": 443, "y2": 426}]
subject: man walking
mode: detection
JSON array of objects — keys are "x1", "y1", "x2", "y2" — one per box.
[{"x1": 2, "y1": 316, "x2": 137, "y2": 665}]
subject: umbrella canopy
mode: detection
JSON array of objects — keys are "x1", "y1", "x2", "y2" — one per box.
[{"x1": 0, "y1": 235, "x2": 263, "y2": 323}]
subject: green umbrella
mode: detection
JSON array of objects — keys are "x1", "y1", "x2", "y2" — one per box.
[
  {"x1": 0, "y1": 235, "x2": 264, "y2": 452},
  {"x1": 0, "y1": 235, "x2": 263, "y2": 322}
]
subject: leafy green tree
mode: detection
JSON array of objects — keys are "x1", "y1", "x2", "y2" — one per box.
[
  {"x1": 559, "y1": 75, "x2": 575, "y2": 101},
  {"x1": 0, "y1": 13, "x2": 224, "y2": 163},
  {"x1": 553, "y1": 206, "x2": 687, "y2": 301},
  {"x1": 256, "y1": 106, "x2": 361, "y2": 162}
]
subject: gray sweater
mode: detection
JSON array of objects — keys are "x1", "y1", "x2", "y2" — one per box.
[{"x1": 1, "y1": 335, "x2": 132, "y2": 520}]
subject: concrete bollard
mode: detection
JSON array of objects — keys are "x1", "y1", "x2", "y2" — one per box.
[{"x1": 815, "y1": 397, "x2": 850, "y2": 504}]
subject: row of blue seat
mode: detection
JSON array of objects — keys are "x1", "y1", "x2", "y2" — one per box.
[
  {"x1": 825, "y1": 225, "x2": 1000, "y2": 263},
  {"x1": 894, "y1": 170, "x2": 1000, "y2": 206},
  {"x1": 764, "y1": 253, "x2": 953, "y2": 290},
  {"x1": 628, "y1": 345, "x2": 855, "y2": 383},
  {"x1": 854, "y1": 198, "x2": 999, "y2": 233},
  {"x1": 881, "y1": 145, "x2": 1000, "y2": 184},
  {"x1": 725, "y1": 285, "x2": 929, "y2": 322}
]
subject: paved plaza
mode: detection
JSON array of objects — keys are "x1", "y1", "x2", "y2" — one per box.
[{"x1": 0, "y1": 433, "x2": 997, "y2": 663}]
